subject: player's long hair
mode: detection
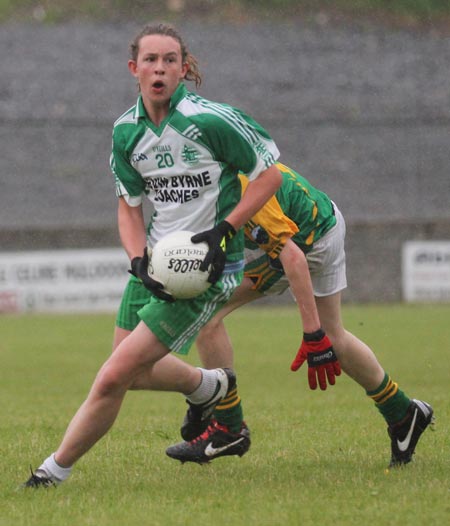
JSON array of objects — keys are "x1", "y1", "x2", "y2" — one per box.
[{"x1": 129, "y1": 23, "x2": 202, "y2": 88}]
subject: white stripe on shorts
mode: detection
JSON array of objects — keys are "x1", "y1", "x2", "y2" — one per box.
[{"x1": 171, "y1": 272, "x2": 239, "y2": 353}]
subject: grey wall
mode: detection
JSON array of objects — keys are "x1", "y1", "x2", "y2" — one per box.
[{"x1": 1, "y1": 21, "x2": 449, "y2": 302}]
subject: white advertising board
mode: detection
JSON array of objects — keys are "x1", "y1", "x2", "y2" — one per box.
[
  {"x1": 402, "y1": 241, "x2": 450, "y2": 302},
  {"x1": 0, "y1": 248, "x2": 130, "y2": 313}
]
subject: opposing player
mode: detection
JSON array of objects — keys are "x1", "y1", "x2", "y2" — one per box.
[
  {"x1": 165, "y1": 162, "x2": 434, "y2": 467},
  {"x1": 23, "y1": 23, "x2": 282, "y2": 487}
]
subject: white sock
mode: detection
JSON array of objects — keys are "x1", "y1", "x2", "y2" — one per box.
[
  {"x1": 36, "y1": 453, "x2": 72, "y2": 483},
  {"x1": 186, "y1": 368, "x2": 221, "y2": 405}
]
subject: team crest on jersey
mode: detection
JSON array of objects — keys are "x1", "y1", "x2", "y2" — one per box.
[
  {"x1": 254, "y1": 141, "x2": 275, "y2": 167},
  {"x1": 182, "y1": 145, "x2": 200, "y2": 165}
]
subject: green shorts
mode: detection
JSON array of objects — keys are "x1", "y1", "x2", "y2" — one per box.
[
  {"x1": 243, "y1": 250, "x2": 286, "y2": 294},
  {"x1": 116, "y1": 271, "x2": 243, "y2": 355},
  {"x1": 116, "y1": 276, "x2": 153, "y2": 331}
]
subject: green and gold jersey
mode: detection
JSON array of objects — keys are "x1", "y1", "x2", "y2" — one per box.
[
  {"x1": 242, "y1": 162, "x2": 336, "y2": 257},
  {"x1": 110, "y1": 83, "x2": 279, "y2": 263}
]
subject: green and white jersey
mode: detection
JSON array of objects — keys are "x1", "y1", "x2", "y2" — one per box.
[{"x1": 110, "y1": 83, "x2": 279, "y2": 263}]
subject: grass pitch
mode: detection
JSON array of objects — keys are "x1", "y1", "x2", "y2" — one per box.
[{"x1": 1, "y1": 304, "x2": 449, "y2": 526}]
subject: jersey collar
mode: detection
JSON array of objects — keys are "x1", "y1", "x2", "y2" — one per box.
[
  {"x1": 135, "y1": 82, "x2": 187, "y2": 121},
  {"x1": 170, "y1": 82, "x2": 187, "y2": 108}
]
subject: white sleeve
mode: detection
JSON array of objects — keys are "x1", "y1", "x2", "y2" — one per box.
[{"x1": 115, "y1": 179, "x2": 143, "y2": 207}]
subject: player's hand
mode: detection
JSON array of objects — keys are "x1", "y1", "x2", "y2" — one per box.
[
  {"x1": 191, "y1": 221, "x2": 236, "y2": 284},
  {"x1": 290, "y1": 328, "x2": 341, "y2": 390},
  {"x1": 129, "y1": 248, "x2": 175, "y2": 303}
]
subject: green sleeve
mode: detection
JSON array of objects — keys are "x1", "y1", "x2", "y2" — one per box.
[
  {"x1": 110, "y1": 125, "x2": 146, "y2": 198},
  {"x1": 192, "y1": 107, "x2": 279, "y2": 177}
]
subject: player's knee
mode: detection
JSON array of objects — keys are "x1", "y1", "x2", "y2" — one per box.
[
  {"x1": 323, "y1": 327, "x2": 347, "y2": 356},
  {"x1": 198, "y1": 319, "x2": 220, "y2": 343},
  {"x1": 95, "y1": 363, "x2": 128, "y2": 396}
]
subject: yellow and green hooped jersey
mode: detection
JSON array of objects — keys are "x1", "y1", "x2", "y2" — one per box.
[{"x1": 240, "y1": 162, "x2": 336, "y2": 258}]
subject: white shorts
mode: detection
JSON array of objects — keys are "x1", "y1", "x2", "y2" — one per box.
[
  {"x1": 244, "y1": 204, "x2": 347, "y2": 297},
  {"x1": 306, "y1": 204, "x2": 347, "y2": 296}
]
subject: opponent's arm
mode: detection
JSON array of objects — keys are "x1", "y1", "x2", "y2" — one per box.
[
  {"x1": 279, "y1": 241, "x2": 341, "y2": 390},
  {"x1": 279, "y1": 239, "x2": 320, "y2": 334},
  {"x1": 245, "y1": 191, "x2": 340, "y2": 390}
]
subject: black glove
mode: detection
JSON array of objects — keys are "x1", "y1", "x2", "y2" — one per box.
[
  {"x1": 129, "y1": 248, "x2": 175, "y2": 303},
  {"x1": 191, "y1": 221, "x2": 236, "y2": 284}
]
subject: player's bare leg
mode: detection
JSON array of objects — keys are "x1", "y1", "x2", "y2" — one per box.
[
  {"x1": 165, "y1": 280, "x2": 260, "y2": 463},
  {"x1": 113, "y1": 326, "x2": 203, "y2": 392},
  {"x1": 315, "y1": 291, "x2": 385, "y2": 390},
  {"x1": 316, "y1": 291, "x2": 434, "y2": 466},
  {"x1": 196, "y1": 277, "x2": 262, "y2": 369},
  {"x1": 55, "y1": 322, "x2": 188, "y2": 467},
  {"x1": 24, "y1": 322, "x2": 234, "y2": 486}
]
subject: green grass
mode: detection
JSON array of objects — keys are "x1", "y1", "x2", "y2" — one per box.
[{"x1": 1, "y1": 304, "x2": 449, "y2": 525}]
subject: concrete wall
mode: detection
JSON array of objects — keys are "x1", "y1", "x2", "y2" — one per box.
[{"x1": 1, "y1": 20, "x2": 449, "y2": 302}]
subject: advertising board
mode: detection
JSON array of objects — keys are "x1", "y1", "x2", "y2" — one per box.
[{"x1": 0, "y1": 248, "x2": 129, "y2": 313}]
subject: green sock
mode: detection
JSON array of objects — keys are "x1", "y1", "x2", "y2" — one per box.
[
  {"x1": 366, "y1": 373, "x2": 411, "y2": 424},
  {"x1": 213, "y1": 386, "x2": 244, "y2": 433}
]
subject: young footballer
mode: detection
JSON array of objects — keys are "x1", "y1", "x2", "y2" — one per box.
[
  {"x1": 23, "y1": 23, "x2": 282, "y2": 487},
  {"x1": 166, "y1": 162, "x2": 434, "y2": 467}
]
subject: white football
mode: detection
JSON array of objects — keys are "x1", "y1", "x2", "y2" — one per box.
[{"x1": 149, "y1": 230, "x2": 211, "y2": 299}]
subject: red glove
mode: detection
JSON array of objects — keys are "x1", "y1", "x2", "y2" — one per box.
[{"x1": 290, "y1": 329, "x2": 341, "y2": 390}]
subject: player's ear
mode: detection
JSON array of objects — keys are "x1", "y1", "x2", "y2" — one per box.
[
  {"x1": 128, "y1": 60, "x2": 138, "y2": 77},
  {"x1": 180, "y1": 61, "x2": 189, "y2": 80}
]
